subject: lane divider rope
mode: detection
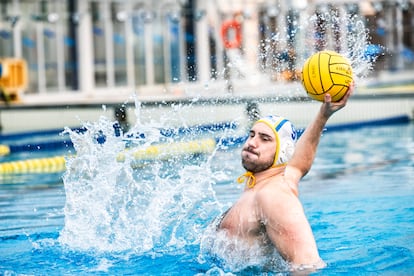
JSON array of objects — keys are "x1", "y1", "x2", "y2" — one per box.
[
  {"x1": 0, "y1": 115, "x2": 409, "y2": 175},
  {"x1": 0, "y1": 121, "x2": 238, "y2": 156},
  {"x1": 0, "y1": 136, "x2": 247, "y2": 175},
  {"x1": 116, "y1": 138, "x2": 216, "y2": 162},
  {"x1": 0, "y1": 156, "x2": 66, "y2": 175}
]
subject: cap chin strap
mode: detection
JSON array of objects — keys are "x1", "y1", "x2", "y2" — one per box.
[
  {"x1": 237, "y1": 171, "x2": 256, "y2": 188},
  {"x1": 237, "y1": 163, "x2": 286, "y2": 189}
]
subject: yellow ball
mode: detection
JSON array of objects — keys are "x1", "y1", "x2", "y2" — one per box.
[{"x1": 301, "y1": 50, "x2": 353, "y2": 102}]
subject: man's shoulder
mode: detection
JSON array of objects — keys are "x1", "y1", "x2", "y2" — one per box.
[
  {"x1": 256, "y1": 177, "x2": 296, "y2": 204},
  {"x1": 256, "y1": 179, "x2": 303, "y2": 222}
]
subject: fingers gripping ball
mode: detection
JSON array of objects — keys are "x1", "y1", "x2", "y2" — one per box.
[{"x1": 301, "y1": 50, "x2": 353, "y2": 102}]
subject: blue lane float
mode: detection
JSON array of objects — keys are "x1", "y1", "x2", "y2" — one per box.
[
  {"x1": 0, "y1": 116, "x2": 411, "y2": 156},
  {"x1": 324, "y1": 115, "x2": 411, "y2": 132},
  {"x1": 0, "y1": 115, "x2": 410, "y2": 174},
  {"x1": 0, "y1": 121, "x2": 239, "y2": 156}
]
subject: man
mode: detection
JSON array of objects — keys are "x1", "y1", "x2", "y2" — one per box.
[{"x1": 217, "y1": 85, "x2": 353, "y2": 270}]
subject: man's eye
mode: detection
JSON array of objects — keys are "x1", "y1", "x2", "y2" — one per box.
[{"x1": 261, "y1": 135, "x2": 271, "y2": 142}]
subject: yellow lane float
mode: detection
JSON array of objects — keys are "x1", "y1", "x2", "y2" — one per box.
[{"x1": 0, "y1": 138, "x2": 218, "y2": 175}]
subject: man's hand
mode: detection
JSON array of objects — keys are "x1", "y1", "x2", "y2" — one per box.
[{"x1": 321, "y1": 82, "x2": 354, "y2": 118}]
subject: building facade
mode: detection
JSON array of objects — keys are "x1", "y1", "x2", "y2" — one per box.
[{"x1": 0, "y1": 0, "x2": 413, "y2": 97}]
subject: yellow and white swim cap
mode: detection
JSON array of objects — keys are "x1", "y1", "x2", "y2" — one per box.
[{"x1": 255, "y1": 115, "x2": 297, "y2": 166}]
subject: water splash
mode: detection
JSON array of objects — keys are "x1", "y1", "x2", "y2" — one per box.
[
  {"x1": 258, "y1": 10, "x2": 376, "y2": 84},
  {"x1": 58, "y1": 108, "x2": 222, "y2": 254},
  {"x1": 308, "y1": 12, "x2": 376, "y2": 79},
  {"x1": 199, "y1": 220, "x2": 289, "y2": 273},
  {"x1": 56, "y1": 103, "x2": 283, "y2": 272}
]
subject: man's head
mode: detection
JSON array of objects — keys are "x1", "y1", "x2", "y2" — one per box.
[{"x1": 241, "y1": 115, "x2": 297, "y2": 173}]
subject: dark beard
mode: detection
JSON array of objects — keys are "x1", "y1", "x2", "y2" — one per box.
[{"x1": 241, "y1": 157, "x2": 274, "y2": 173}]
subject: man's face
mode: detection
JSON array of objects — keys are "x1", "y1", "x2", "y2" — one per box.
[{"x1": 241, "y1": 122, "x2": 277, "y2": 173}]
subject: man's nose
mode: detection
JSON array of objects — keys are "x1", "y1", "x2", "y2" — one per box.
[{"x1": 247, "y1": 136, "x2": 258, "y2": 148}]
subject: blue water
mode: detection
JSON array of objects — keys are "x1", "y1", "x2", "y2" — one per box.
[{"x1": 0, "y1": 122, "x2": 413, "y2": 275}]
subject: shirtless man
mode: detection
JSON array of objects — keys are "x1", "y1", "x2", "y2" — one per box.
[{"x1": 218, "y1": 86, "x2": 353, "y2": 269}]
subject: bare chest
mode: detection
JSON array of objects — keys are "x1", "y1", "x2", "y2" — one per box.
[{"x1": 219, "y1": 192, "x2": 264, "y2": 239}]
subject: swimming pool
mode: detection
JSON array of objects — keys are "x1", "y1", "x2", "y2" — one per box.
[{"x1": 0, "y1": 119, "x2": 413, "y2": 275}]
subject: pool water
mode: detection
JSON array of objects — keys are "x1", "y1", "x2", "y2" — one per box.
[{"x1": 0, "y1": 120, "x2": 413, "y2": 275}]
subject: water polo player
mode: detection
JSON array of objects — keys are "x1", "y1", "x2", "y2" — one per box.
[{"x1": 215, "y1": 84, "x2": 354, "y2": 270}]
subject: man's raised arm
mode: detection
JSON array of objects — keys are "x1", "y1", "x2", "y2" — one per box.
[{"x1": 286, "y1": 84, "x2": 354, "y2": 182}]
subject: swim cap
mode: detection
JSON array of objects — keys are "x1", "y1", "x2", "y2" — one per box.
[{"x1": 254, "y1": 115, "x2": 297, "y2": 166}]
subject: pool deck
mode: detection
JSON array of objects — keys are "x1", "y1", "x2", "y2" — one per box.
[{"x1": 0, "y1": 70, "x2": 413, "y2": 133}]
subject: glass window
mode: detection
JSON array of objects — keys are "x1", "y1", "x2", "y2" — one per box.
[
  {"x1": 153, "y1": 17, "x2": 165, "y2": 84},
  {"x1": 91, "y1": 1, "x2": 107, "y2": 87},
  {"x1": 20, "y1": 0, "x2": 40, "y2": 93},
  {"x1": 131, "y1": 7, "x2": 147, "y2": 85},
  {"x1": 164, "y1": 6, "x2": 181, "y2": 83},
  {"x1": 111, "y1": 2, "x2": 127, "y2": 86},
  {"x1": 0, "y1": 1, "x2": 15, "y2": 57},
  {"x1": 64, "y1": 0, "x2": 78, "y2": 90},
  {"x1": 43, "y1": 2, "x2": 59, "y2": 91}
]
